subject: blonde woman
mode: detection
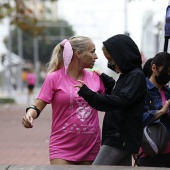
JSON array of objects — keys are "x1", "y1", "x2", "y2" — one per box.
[{"x1": 22, "y1": 36, "x2": 105, "y2": 165}]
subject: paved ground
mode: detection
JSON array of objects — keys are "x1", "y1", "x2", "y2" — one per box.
[
  {"x1": 0, "y1": 89, "x2": 137, "y2": 166},
  {"x1": 0, "y1": 164, "x2": 164, "y2": 170},
  {"x1": 0, "y1": 104, "x2": 51, "y2": 165},
  {"x1": 0, "y1": 101, "x2": 105, "y2": 165}
]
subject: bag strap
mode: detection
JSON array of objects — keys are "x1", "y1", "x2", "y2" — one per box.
[{"x1": 133, "y1": 152, "x2": 144, "y2": 166}]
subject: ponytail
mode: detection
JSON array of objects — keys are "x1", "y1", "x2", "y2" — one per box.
[{"x1": 143, "y1": 58, "x2": 153, "y2": 78}]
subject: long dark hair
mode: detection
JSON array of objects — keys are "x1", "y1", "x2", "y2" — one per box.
[{"x1": 143, "y1": 52, "x2": 170, "y2": 78}]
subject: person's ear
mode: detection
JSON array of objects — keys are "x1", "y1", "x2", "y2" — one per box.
[
  {"x1": 151, "y1": 64, "x2": 157, "y2": 74},
  {"x1": 75, "y1": 50, "x2": 82, "y2": 59}
]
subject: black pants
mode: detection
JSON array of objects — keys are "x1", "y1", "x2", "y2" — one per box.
[{"x1": 137, "y1": 153, "x2": 170, "y2": 167}]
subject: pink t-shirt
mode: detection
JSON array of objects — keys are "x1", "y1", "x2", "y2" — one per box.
[
  {"x1": 38, "y1": 68, "x2": 105, "y2": 162},
  {"x1": 27, "y1": 73, "x2": 36, "y2": 85}
]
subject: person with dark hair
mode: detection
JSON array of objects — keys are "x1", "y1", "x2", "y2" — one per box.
[
  {"x1": 22, "y1": 36, "x2": 105, "y2": 165},
  {"x1": 136, "y1": 52, "x2": 170, "y2": 167},
  {"x1": 75, "y1": 34, "x2": 147, "y2": 166},
  {"x1": 143, "y1": 58, "x2": 153, "y2": 78}
]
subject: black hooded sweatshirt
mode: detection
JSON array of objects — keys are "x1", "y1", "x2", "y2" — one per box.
[{"x1": 78, "y1": 34, "x2": 147, "y2": 153}]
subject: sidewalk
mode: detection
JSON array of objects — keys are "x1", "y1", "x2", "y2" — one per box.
[
  {"x1": 0, "y1": 89, "x2": 105, "y2": 165},
  {"x1": 0, "y1": 86, "x2": 53, "y2": 164},
  {"x1": 0, "y1": 164, "x2": 164, "y2": 170},
  {"x1": 0, "y1": 103, "x2": 51, "y2": 165}
]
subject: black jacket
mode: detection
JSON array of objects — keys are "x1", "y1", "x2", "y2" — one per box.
[{"x1": 78, "y1": 34, "x2": 147, "y2": 153}]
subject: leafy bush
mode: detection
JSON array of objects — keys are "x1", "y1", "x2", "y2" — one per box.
[{"x1": 0, "y1": 98, "x2": 15, "y2": 104}]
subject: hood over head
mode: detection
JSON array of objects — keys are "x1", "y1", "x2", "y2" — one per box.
[{"x1": 103, "y1": 34, "x2": 142, "y2": 73}]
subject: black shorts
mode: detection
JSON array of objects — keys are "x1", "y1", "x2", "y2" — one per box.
[{"x1": 27, "y1": 85, "x2": 35, "y2": 90}]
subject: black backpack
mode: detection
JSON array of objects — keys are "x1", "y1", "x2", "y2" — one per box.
[
  {"x1": 142, "y1": 92, "x2": 169, "y2": 156},
  {"x1": 134, "y1": 92, "x2": 169, "y2": 165},
  {"x1": 141, "y1": 122, "x2": 169, "y2": 156}
]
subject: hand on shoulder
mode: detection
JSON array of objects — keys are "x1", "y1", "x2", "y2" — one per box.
[{"x1": 93, "y1": 70, "x2": 102, "y2": 76}]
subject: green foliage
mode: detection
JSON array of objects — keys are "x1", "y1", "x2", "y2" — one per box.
[
  {"x1": 0, "y1": 3, "x2": 13, "y2": 20},
  {"x1": 1, "y1": 0, "x2": 74, "y2": 66},
  {"x1": 0, "y1": 98, "x2": 15, "y2": 104},
  {"x1": 0, "y1": 0, "x2": 58, "y2": 35},
  {"x1": 4, "y1": 19, "x2": 75, "y2": 64}
]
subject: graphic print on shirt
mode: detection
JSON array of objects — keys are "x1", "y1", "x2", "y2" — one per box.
[
  {"x1": 61, "y1": 86, "x2": 95, "y2": 134},
  {"x1": 74, "y1": 87, "x2": 92, "y2": 122}
]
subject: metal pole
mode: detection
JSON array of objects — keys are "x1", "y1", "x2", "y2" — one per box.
[
  {"x1": 124, "y1": 0, "x2": 128, "y2": 34},
  {"x1": 17, "y1": 27, "x2": 23, "y2": 91},
  {"x1": 33, "y1": 37, "x2": 39, "y2": 87},
  {"x1": 6, "y1": 22, "x2": 12, "y2": 95}
]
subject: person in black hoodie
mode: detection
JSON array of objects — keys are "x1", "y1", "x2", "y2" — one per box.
[{"x1": 76, "y1": 34, "x2": 147, "y2": 165}]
